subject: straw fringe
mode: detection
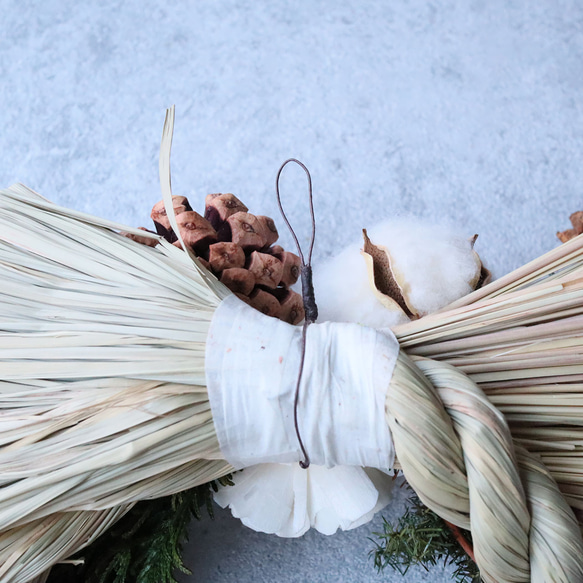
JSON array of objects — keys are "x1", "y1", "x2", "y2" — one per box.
[
  {"x1": 0, "y1": 506, "x2": 132, "y2": 583},
  {"x1": 0, "y1": 181, "x2": 232, "y2": 579}
]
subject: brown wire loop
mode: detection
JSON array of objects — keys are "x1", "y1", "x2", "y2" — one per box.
[{"x1": 275, "y1": 158, "x2": 318, "y2": 469}]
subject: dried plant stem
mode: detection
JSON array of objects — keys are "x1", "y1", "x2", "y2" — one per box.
[{"x1": 444, "y1": 520, "x2": 475, "y2": 564}]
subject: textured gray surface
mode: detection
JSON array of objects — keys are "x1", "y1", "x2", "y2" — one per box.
[{"x1": 1, "y1": 1, "x2": 583, "y2": 581}]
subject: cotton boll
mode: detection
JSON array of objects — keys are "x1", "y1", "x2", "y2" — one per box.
[
  {"x1": 313, "y1": 219, "x2": 482, "y2": 326},
  {"x1": 312, "y1": 239, "x2": 410, "y2": 329},
  {"x1": 367, "y1": 220, "x2": 481, "y2": 316}
]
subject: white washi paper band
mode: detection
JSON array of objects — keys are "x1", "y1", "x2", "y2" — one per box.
[{"x1": 206, "y1": 294, "x2": 399, "y2": 471}]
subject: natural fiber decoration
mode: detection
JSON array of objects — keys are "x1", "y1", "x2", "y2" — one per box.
[
  {"x1": 390, "y1": 356, "x2": 583, "y2": 582},
  {"x1": 0, "y1": 180, "x2": 231, "y2": 581},
  {"x1": 0, "y1": 507, "x2": 131, "y2": 582},
  {"x1": 390, "y1": 235, "x2": 583, "y2": 582},
  {"x1": 1, "y1": 108, "x2": 583, "y2": 582},
  {"x1": 393, "y1": 234, "x2": 583, "y2": 518}
]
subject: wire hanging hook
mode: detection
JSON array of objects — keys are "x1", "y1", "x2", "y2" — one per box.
[
  {"x1": 275, "y1": 159, "x2": 318, "y2": 323},
  {"x1": 275, "y1": 158, "x2": 318, "y2": 469}
]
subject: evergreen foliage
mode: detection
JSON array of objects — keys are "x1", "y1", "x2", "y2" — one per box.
[
  {"x1": 372, "y1": 493, "x2": 480, "y2": 582},
  {"x1": 48, "y1": 475, "x2": 233, "y2": 583},
  {"x1": 48, "y1": 477, "x2": 480, "y2": 583}
]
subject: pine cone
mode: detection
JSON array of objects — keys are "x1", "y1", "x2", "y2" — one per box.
[{"x1": 144, "y1": 194, "x2": 305, "y2": 325}]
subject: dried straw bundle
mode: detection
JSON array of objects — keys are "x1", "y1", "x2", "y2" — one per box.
[
  {"x1": 0, "y1": 180, "x2": 232, "y2": 581},
  {"x1": 390, "y1": 235, "x2": 583, "y2": 582},
  {"x1": 0, "y1": 108, "x2": 582, "y2": 582},
  {"x1": 394, "y1": 232, "x2": 583, "y2": 514}
]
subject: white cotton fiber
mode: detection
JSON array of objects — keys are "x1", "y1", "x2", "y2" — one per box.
[
  {"x1": 312, "y1": 219, "x2": 483, "y2": 328},
  {"x1": 311, "y1": 241, "x2": 411, "y2": 329}
]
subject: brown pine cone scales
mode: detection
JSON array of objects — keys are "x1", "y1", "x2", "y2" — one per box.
[
  {"x1": 247, "y1": 251, "x2": 283, "y2": 288},
  {"x1": 277, "y1": 250, "x2": 301, "y2": 288},
  {"x1": 171, "y1": 211, "x2": 217, "y2": 252},
  {"x1": 272, "y1": 288, "x2": 305, "y2": 325},
  {"x1": 204, "y1": 193, "x2": 248, "y2": 229},
  {"x1": 121, "y1": 227, "x2": 159, "y2": 247},
  {"x1": 208, "y1": 242, "x2": 246, "y2": 271},
  {"x1": 136, "y1": 193, "x2": 305, "y2": 325},
  {"x1": 249, "y1": 288, "x2": 281, "y2": 318},
  {"x1": 256, "y1": 215, "x2": 279, "y2": 247},
  {"x1": 226, "y1": 212, "x2": 266, "y2": 251},
  {"x1": 221, "y1": 268, "x2": 255, "y2": 296},
  {"x1": 151, "y1": 196, "x2": 192, "y2": 241},
  {"x1": 558, "y1": 211, "x2": 583, "y2": 243}
]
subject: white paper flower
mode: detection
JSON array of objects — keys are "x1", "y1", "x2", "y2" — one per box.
[{"x1": 214, "y1": 463, "x2": 394, "y2": 537}]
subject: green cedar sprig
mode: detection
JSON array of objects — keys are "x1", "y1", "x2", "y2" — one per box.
[
  {"x1": 48, "y1": 475, "x2": 233, "y2": 583},
  {"x1": 371, "y1": 493, "x2": 480, "y2": 583}
]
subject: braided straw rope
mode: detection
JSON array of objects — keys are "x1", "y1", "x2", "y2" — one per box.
[
  {"x1": 388, "y1": 353, "x2": 583, "y2": 582},
  {"x1": 388, "y1": 227, "x2": 583, "y2": 581}
]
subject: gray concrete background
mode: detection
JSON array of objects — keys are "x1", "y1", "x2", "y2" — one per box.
[{"x1": 1, "y1": 1, "x2": 583, "y2": 581}]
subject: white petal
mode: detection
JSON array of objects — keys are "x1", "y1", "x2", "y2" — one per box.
[
  {"x1": 344, "y1": 468, "x2": 395, "y2": 530},
  {"x1": 214, "y1": 464, "x2": 311, "y2": 537}
]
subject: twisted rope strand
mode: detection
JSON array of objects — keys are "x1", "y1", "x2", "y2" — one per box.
[{"x1": 387, "y1": 352, "x2": 583, "y2": 583}]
